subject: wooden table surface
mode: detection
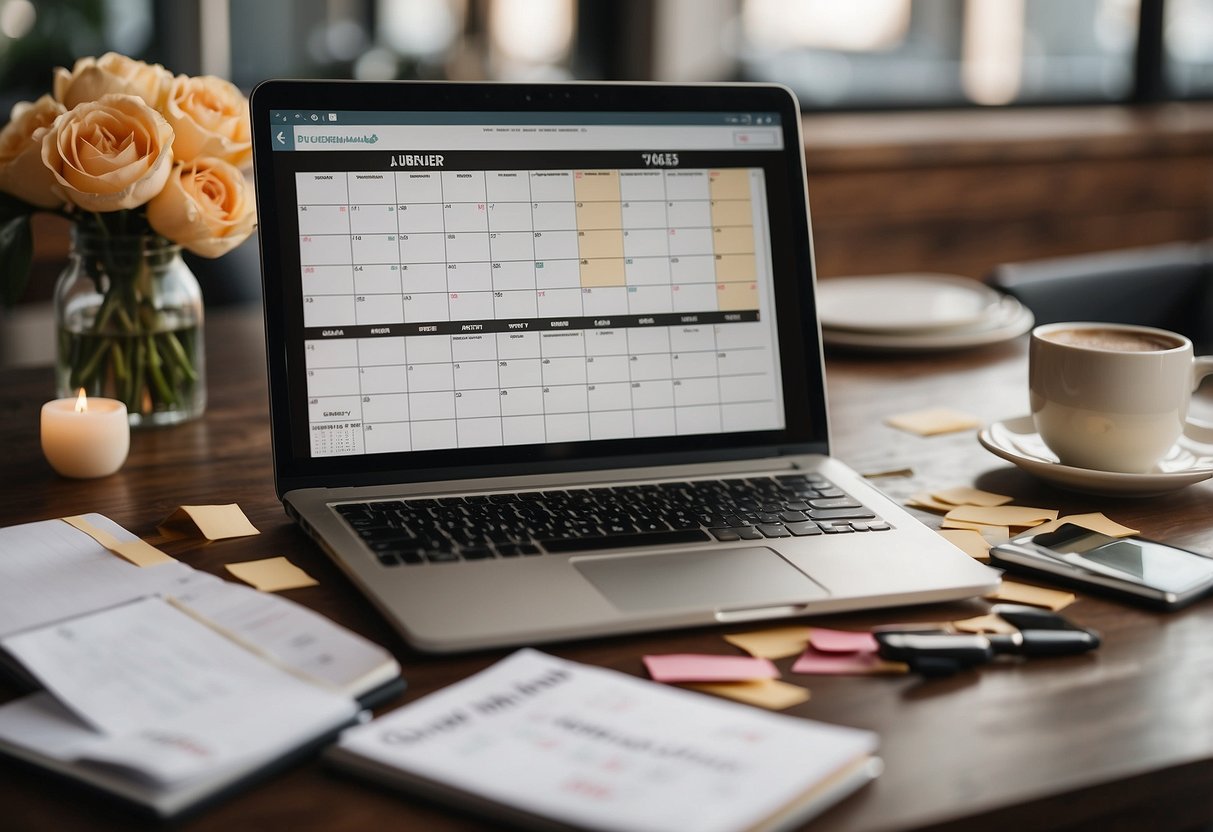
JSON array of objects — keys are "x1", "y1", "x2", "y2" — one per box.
[{"x1": 2, "y1": 307, "x2": 1212, "y2": 832}]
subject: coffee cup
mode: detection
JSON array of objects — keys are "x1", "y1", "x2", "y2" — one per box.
[{"x1": 1029, "y1": 322, "x2": 1213, "y2": 473}]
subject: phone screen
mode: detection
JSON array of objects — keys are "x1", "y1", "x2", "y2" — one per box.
[{"x1": 1031, "y1": 525, "x2": 1213, "y2": 594}]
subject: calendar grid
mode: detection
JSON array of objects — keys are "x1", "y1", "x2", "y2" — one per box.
[{"x1": 300, "y1": 166, "x2": 779, "y2": 457}]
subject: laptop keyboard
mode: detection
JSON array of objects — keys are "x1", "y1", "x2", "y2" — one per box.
[{"x1": 335, "y1": 473, "x2": 890, "y2": 567}]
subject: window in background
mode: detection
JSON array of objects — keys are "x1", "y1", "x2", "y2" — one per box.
[
  {"x1": 738, "y1": 0, "x2": 1140, "y2": 108},
  {"x1": 1166, "y1": 0, "x2": 1213, "y2": 97},
  {"x1": 370, "y1": 0, "x2": 465, "y2": 78},
  {"x1": 229, "y1": 0, "x2": 575, "y2": 89},
  {"x1": 0, "y1": 0, "x2": 1207, "y2": 108},
  {"x1": 229, "y1": 0, "x2": 378, "y2": 88},
  {"x1": 487, "y1": 0, "x2": 575, "y2": 79}
]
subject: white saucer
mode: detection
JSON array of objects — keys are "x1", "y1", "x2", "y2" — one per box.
[
  {"x1": 822, "y1": 297, "x2": 1034, "y2": 352},
  {"x1": 818, "y1": 274, "x2": 1005, "y2": 334},
  {"x1": 978, "y1": 415, "x2": 1213, "y2": 497}
]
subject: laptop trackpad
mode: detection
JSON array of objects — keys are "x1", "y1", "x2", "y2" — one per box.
[{"x1": 574, "y1": 548, "x2": 829, "y2": 613}]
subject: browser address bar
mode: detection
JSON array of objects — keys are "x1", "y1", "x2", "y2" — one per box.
[{"x1": 278, "y1": 124, "x2": 783, "y2": 152}]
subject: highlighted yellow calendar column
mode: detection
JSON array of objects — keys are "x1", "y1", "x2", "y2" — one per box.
[
  {"x1": 575, "y1": 170, "x2": 625, "y2": 287},
  {"x1": 710, "y1": 169, "x2": 758, "y2": 311}
]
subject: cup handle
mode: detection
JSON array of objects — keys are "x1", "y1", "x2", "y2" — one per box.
[
  {"x1": 1186, "y1": 357, "x2": 1213, "y2": 435},
  {"x1": 1193, "y1": 356, "x2": 1213, "y2": 391}
]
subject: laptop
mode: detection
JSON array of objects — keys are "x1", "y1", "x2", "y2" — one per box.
[{"x1": 249, "y1": 80, "x2": 998, "y2": 653}]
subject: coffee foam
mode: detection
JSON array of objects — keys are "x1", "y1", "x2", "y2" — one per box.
[{"x1": 1043, "y1": 328, "x2": 1180, "y2": 353}]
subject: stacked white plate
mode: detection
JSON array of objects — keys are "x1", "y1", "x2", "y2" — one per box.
[{"x1": 817, "y1": 273, "x2": 1034, "y2": 352}]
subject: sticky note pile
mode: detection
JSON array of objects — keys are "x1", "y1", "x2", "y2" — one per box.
[
  {"x1": 640, "y1": 484, "x2": 1139, "y2": 704},
  {"x1": 790, "y1": 628, "x2": 907, "y2": 676},
  {"x1": 642, "y1": 626, "x2": 910, "y2": 710},
  {"x1": 904, "y1": 485, "x2": 1137, "y2": 567},
  {"x1": 985, "y1": 581, "x2": 1076, "y2": 611},
  {"x1": 905, "y1": 483, "x2": 1147, "y2": 612},
  {"x1": 906, "y1": 486, "x2": 1020, "y2": 555},
  {"x1": 643, "y1": 653, "x2": 810, "y2": 709},
  {"x1": 647, "y1": 597, "x2": 1099, "y2": 706}
]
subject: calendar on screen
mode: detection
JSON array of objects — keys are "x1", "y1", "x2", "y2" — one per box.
[{"x1": 291, "y1": 148, "x2": 785, "y2": 458}]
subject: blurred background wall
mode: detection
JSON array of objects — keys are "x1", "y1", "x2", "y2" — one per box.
[{"x1": 2, "y1": 0, "x2": 1211, "y2": 305}]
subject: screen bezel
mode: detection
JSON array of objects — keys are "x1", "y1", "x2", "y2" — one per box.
[{"x1": 249, "y1": 80, "x2": 828, "y2": 496}]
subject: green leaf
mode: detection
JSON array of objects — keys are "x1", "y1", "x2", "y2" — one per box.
[{"x1": 0, "y1": 214, "x2": 34, "y2": 308}]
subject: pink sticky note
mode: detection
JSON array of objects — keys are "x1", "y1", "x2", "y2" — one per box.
[
  {"x1": 643, "y1": 653, "x2": 779, "y2": 683},
  {"x1": 807, "y1": 628, "x2": 878, "y2": 654},
  {"x1": 791, "y1": 648, "x2": 897, "y2": 675}
]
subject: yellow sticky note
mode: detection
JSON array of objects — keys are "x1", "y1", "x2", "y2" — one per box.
[
  {"x1": 1028, "y1": 513, "x2": 1139, "y2": 538},
  {"x1": 683, "y1": 678, "x2": 811, "y2": 710},
  {"x1": 945, "y1": 505, "x2": 1059, "y2": 529},
  {"x1": 939, "y1": 519, "x2": 1011, "y2": 544},
  {"x1": 979, "y1": 526, "x2": 1011, "y2": 545},
  {"x1": 940, "y1": 517, "x2": 1002, "y2": 532},
  {"x1": 931, "y1": 486, "x2": 1014, "y2": 507},
  {"x1": 62, "y1": 515, "x2": 176, "y2": 567},
  {"x1": 938, "y1": 529, "x2": 991, "y2": 560},
  {"x1": 723, "y1": 626, "x2": 814, "y2": 660},
  {"x1": 160, "y1": 504, "x2": 260, "y2": 541},
  {"x1": 952, "y1": 613, "x2": 1019, "y2": 635},
  {"x1": 906, "y1": 493, "x2": 957, "y2": 513},
  {"x1": 885, "y1": 407, "x2": 981, "y2": 436},
  {"x1": 225, "y1": 557, "x2": 318, "y2": 592},
  {"x1": 985, "y1": 580, "x2": 1075, "y2": 611},
  {"x1": 862, "y1": 467, "x2": 914, "y2": 479}
]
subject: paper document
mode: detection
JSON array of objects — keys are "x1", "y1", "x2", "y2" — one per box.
[
  {"x1": 0, "y1": 597, "x2": 356, "y2": 785},
  {"x1": 332, "y1": 649, "x2": 877, "y2": 832},
  {"x1": 0, "y1": 515, "x2": 197, "y2": 638},
  {"x1": 0, "y1": 514, "x2": 398, "y2": 698},
  {"x1": 170, "y1": 578, "x2": 397, "y2": 695}
]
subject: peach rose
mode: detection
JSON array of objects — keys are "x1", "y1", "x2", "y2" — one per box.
[
  {"x1": 163, "y1": 75, "x2": 251, "y2": 167},
  {"x1": 147, "y1": 157, "x2": 256, "y2": 258},
  {"x1": 41, "y1": 94, "x2": 175, "y2": 212},
  {"x1": 0, "y1": 95, "x2": 66, "y2": 208},
  {"x1": 53, "y1": 52, "x2": 172, "y2": 110}
]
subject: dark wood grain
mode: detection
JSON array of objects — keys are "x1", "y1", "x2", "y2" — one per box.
[
  {"x1": 803, "y1": 103, "x2": 1213, "y2": 280},
  {"x1": 2, "y1": 310, "x2": 1212, "y2": 832}
]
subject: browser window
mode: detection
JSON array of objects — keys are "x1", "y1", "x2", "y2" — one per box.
[{"x1": 267, "y1": 111, "x2": 788, "y2": 458}]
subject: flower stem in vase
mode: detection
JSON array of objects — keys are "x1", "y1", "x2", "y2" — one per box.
[{"x1": 55, "y1": 225, "x2": 206, "y2": 427}]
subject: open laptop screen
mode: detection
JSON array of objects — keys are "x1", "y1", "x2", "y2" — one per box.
[{"x1": 251, "y1": 83, "x2": 825, "y2": 491}]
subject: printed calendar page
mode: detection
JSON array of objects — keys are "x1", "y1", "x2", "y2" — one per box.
[{"x1": 280, "y1": 116, "x2": 787, "y2": 458}]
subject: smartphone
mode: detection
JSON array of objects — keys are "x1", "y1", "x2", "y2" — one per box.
[{"x1": 989, "y1": 523, "x2": 1213, "y2": 610}]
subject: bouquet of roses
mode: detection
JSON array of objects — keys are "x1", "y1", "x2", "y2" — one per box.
[
  {"x1": 0, "y1": 51, "x2": 256, "y2": 300},
  {"x1": 0, "y1": 53, "x2": 256, "y2": 421}
]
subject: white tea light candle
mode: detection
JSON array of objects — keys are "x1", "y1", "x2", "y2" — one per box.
[{"x1": 41, "y1": 390, "x2": 130, "y2": 478}]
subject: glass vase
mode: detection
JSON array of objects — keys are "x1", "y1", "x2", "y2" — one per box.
[{"x1": 54, "y1": 227, "x2": 206, "y2": 427}]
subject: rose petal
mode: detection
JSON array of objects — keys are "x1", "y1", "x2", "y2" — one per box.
[
  {"x1": 41, "y1": 93, "x2": 174, "y2": 211},
  {"x1": 147, "y1": 157, "x2": 256, "y2": 257}
]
